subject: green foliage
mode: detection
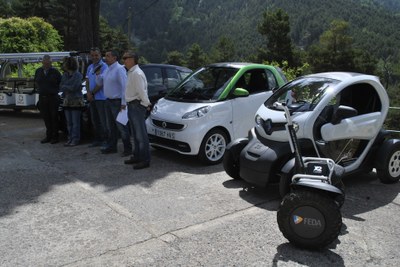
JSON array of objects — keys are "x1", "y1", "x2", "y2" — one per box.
[
  {"x1": 264, "y1": 60, "x2": 311, "y2": 81},
  {"x1": 186, "y1": 43, "x2": 209, "y2": 70},
  {"x1": 376, "y1": 57, "x2": 395, "y2": 89},
  {"x1": 21, "y1": 63, "x2": 40, "y2": 78},
  {"x1": 210, "y1": 36, "x2": 236, "y2": 63},
  {"x1": 4, "y1": 0, "x2": 101, "y2": 51},
  {"x1": 308, "y1": 20, "x2": 379, "y2": 74},
  {"x1": 384, "y1": 85, "x2": 400, "y2": 130},
  {"x1": 7, "y1": 62, "x2": 41, "y2": 78},
  {"x1": 353, "y1": 50, "x2": 378, "y2": 74},
  {"x1": 0, "y1": 16, "x2": 62, "y2": 53},
  {"x1": 0, "y1": 0, "x2": 14, "y2": 17},
  {"x1": 99, "y1": 17, "x2": 131, "y2": 55},
  {"x1": 164, "y1": 51, "x2": 186, "y2": 66},
  {"x1": 258, "y1": 8, "x2": 293, "y2": 65},
  {"x1": 308, "y1": 20, "x2": 353, "y2": 72},
  {"x1": 98, "y1": 0, "x2": 400, "y2": 67},
  {"x1": 139, "y1": 56, "x2": 149, "y2": 64},
  {"x1": 2, "y1": 0, "x2": 400, "y2": 85}
]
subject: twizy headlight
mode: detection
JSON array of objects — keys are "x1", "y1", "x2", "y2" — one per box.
[
  {"x1": 255, "y1": 115, "x2": 262, "y2": 125},
  {"x1": 293, "y1": 122, "x2": 299, "y2": 132},
  {"x1": 182, "y1": 106, "x2": 210, "y2": 119}
]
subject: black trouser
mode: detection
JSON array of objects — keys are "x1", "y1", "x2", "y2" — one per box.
[{"x1": 39, "y1": 94, "x2": 59, "y2": 140}]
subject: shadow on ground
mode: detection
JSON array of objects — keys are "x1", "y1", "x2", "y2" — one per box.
[{"x1": 0, "y1": 111, "x2": 226, "y2": 218}]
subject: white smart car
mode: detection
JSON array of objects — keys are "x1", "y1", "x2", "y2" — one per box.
[{"x1": 146, "y1": 62, "x2": 287, "y2": 164}]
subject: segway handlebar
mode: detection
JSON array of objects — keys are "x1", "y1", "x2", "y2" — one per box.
[
  {"x1": 273, "y1": 102, "x2": 294, "y2": 126},
  {"x1": 273, "y1": 101, "x2": 305, "y2": 172}
]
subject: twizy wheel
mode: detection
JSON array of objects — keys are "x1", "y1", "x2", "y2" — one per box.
[
  {"x1": 277, "y1": 189, "x2": 342, "y2": 249},
  {"x1": 223, "y1": 139, "x2": 248, "y2": 179},
  {"x1": 279, "y1": 170, "x2": 294, "y2": 198},
  {"x1": 376, "y1": 140, "x2": 400, "y2": 184},
  {"x1": 223, "y1": 147, "x2": 241, "y2": 179}
]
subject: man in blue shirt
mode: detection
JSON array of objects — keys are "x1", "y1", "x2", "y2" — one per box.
[
  {"x1": 86, "y1": 47, "x2": 108, "y2": 147},
  {"x1": 95, "y1": 50, "x2": 132, "y2": 155}
]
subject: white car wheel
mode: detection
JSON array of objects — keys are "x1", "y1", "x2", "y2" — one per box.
[{"x1": 199, "y1": 129, "x2": 227, "y2": 165}]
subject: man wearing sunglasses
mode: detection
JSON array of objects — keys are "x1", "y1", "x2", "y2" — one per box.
[{"x1": 122, "y1": 51, "x2": 151, "y2": 170}]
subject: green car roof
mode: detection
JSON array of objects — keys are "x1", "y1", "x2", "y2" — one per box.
[{"x1": 206, "y1": 62, "x2": 287, "y2": 100}]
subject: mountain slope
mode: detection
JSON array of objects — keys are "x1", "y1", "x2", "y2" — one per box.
[{"x1": 100, "y1": 0, "x2": 400, "y2": 62}]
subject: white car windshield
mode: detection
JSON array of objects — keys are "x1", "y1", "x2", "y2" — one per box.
[
  {"x1": 166, "y1": 66, "x2": 238, "y2": 102},
  {"x1": 266, "y1": 77, "x2": 340, "y2": 111}
]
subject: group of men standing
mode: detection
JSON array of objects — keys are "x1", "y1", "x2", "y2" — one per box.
[
  {"x1": 89, "y1": 48, "x2": 151, "y2": 170},
  {"x1": 35, "y1": 48, "x2": 151, "y2": 170}
]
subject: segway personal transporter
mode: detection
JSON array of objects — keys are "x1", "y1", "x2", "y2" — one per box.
[{"x1": 275, "y1": 102, "x2": 344, "y2": 249}]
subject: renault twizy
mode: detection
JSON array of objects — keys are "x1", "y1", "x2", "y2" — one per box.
[{"x1": 223, "y1": 72, "x2": 400, "y2": 248}]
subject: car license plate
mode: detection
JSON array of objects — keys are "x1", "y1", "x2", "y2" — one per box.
[{"x1": 154, "y1": 128, "x2": 175, "y2": 140}]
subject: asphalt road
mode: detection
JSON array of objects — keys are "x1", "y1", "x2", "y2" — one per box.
[{"x1": 0, "y1": 109, "x2": 399, "y2": 267}]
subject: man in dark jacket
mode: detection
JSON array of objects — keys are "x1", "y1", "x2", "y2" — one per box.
[{"x1": 34, "y1": 55, "x2": 62, "y2": 144}]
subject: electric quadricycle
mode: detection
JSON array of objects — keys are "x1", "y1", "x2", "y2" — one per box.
[{"x1": 223, "y1": 72, "x2": 400, "y2": 249}]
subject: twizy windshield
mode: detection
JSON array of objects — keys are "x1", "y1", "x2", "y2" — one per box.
[
  {"x1": 265, "y1": 77, "x2": 340, "y2": 111},
  {"x1": 166, "y1": 66, "x2": 239, "y2": 102}
]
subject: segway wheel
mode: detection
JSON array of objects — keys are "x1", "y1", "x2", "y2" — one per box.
[{"x1": 277, "y1": 190, "x2": 342, "y2": 249}]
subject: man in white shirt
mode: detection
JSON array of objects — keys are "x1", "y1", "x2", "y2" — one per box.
[{"x1": 122, "y1": 51, "x2": 151, "y2": 169}]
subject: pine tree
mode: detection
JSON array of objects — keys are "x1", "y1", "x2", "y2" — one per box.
[{"x1": 258, "y1": 8, "x2": 294, "y2": 65}]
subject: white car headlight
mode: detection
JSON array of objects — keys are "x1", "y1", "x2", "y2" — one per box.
[
  {"x1": 151, "y1": 104, "x2": 158, "y2": 115},
  {"x1": 182, "y1": 106, "x2": 210, "y2": 119}
]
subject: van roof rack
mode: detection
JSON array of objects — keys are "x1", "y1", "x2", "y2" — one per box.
[{"x1": 0, "y1": 51, "x2": 88, "y2": 64}]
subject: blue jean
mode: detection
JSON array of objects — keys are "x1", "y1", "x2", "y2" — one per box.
[
  {"x1": 105, "y1": 99, "x2": 132, "y2": 151},
  {"x1": 127, "y1": 101, "x2": 150, "y2": 163},
  {"x1": 64, "y1": 109, "x2": 81, "y2": 143},
  {"x1": 90, "y1": 100, "x2": 107, "y2": 144}
]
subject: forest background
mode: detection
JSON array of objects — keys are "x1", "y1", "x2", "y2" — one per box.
[{"x1": 1, "y1": 0, "x2": 400, "y2": 116}]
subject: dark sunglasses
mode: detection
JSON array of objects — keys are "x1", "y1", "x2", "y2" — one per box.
[{"x1": 122, "y1": 56, "x2": 133, "y2": 60}]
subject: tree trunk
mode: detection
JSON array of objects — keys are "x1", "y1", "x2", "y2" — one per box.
[{"x1": 75, "y1": 0, "x2": 100, "y2": 51}]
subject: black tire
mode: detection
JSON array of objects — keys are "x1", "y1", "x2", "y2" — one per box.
[
  {"x1": 333, "y1": 181, "x2": 345, "y2": 208},
  {"x1": 223, "y1": 139, "x2": 248, "y2": 179},
  {"x1": 279, "y1": 170, "x2": 294, "y2": 198},
  {"x1": 277, "y1": 189, "x2": 342, "y2": 249},
  {"x1": 223, "y1": 148, "x2": 240, "y2": 179},
  {"x1": 376, "y1": 140, "x2": 400, "y2": 184},
  {"x1": 199, "y1": 129, "x2": 228, "y2": 165}
]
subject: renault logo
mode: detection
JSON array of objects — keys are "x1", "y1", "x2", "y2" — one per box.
[{"x1": 162, "y1": 121, "x2": 167, "y2": 128}]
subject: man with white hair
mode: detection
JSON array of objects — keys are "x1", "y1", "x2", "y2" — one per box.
[{"x1": 34, "y1": 55, "x2": 62, "y2": 144}]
